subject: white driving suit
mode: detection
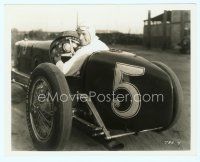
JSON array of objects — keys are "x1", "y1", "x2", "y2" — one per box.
[{"x1": 56, "y1": 36, "x2": 109, "y2": 76}]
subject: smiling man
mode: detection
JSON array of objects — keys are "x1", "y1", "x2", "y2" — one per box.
[{"x1": 56, "y1": 22, "x2": 109, "y2": 76}]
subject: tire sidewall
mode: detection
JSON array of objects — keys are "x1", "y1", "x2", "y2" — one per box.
[{"x1": 26, "y1": 63, "x2": 72, "y2": 150}]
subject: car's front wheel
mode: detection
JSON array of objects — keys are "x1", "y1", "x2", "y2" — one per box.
[{"x1": 26, "y1": 63, "x2": 72, "y2": 150}]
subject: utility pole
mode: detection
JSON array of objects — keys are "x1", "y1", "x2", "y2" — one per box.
[
  {"x1": 162, "y1": 10, "x2": 167, "y2": 50},
  {"x1": 76, "y1": 11, "x2": 79, "y2": 28},
  {"x1": 147, "y1": 10, "x2": 151, "y2": 49}
]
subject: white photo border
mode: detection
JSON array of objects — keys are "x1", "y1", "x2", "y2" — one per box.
[{"x1": 1, "y1": 1, "x2": 199, "y2": 162}]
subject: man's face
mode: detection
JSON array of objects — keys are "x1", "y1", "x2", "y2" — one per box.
[{"x1": 77, "y1": 30, "x2": 91, "y2": 46}]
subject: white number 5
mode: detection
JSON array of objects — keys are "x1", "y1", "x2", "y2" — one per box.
[{"x1": 111, "y1": 62, "x2": 145, "y2": 119}]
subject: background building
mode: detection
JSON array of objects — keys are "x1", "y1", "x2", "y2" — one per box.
[{"x1": 143, "y1": 10, "x2": 190, "y2": 49}]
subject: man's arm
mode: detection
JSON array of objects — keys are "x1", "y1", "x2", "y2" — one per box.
[{"x1": 54, "y1": 53, "x2": 64, "y2": 72}]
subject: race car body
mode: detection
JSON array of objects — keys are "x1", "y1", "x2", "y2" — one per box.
[{"x1": 12, "y1": 35, "x2": 183, "y2": 150}]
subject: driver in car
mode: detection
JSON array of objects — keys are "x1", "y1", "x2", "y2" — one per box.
[{"x1": 55, "y1": 22, "x2": 109, "y2": 76}]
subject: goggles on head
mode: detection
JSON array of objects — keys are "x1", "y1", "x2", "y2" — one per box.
[{"x1": 76, "y1": 26, "x2": 89, "y2": 32}]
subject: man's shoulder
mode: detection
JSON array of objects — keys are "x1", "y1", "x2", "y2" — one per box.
[
  {"x1": 76, "y1": 39, "x2": 109, "y2": 54},
  {"x1": 75, "y1": 44, "x2": 92, "y2": 54},
  {"x1": 95, "y1": 39, "x2": 109, "y2": 50}
]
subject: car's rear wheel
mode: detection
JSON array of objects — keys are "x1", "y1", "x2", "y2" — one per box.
[
  {"x1": 152, "y1": 61, "x2": 183, "y2": 131},
  {"x1": 26, "y1": 63, "x2": 72, "y2": 150}
]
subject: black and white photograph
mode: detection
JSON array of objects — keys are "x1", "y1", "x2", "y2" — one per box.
[{"x1": 6, "y1": 4, "x2": 193, "y2": 151}]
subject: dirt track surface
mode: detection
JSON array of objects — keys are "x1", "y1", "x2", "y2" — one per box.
[{"x1": 11, "y1": 45, "x2": 190, "y2": 150}]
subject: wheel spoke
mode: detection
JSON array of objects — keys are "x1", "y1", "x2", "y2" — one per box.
[
  {"x1": 42, "y1": 109, "x2": 55, "y2": 117},
  {"x1": 29, "y1": 77, "x2": 54, "y2": 141},
  {"x1": 37, "y1": 111, "x2": 51, "y2": 135},
  {"x1": 38, "y1": 109, "x2": 52, "y2": 127}
]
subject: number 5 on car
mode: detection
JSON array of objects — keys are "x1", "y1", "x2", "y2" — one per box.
[{"x1": 112, "y1": 62, "x2": 145, "y2": 119}]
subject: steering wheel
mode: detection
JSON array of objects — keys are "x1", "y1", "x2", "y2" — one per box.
[{"x1": 49, "y1": 35, "x2": 80, "y2": 64}]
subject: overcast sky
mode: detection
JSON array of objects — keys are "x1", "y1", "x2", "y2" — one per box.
[{"x1": 5, "y1": 5, "x2": 189, "y2": 34}]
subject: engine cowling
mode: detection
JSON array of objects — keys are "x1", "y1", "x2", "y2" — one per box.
[{"x1": 84, "y1": 50, "x2": 173, "y2": 131}]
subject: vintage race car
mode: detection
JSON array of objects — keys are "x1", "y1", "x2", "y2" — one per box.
[{"x1": 12, "y1": 35, "x2": 183, "y2": 150}]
